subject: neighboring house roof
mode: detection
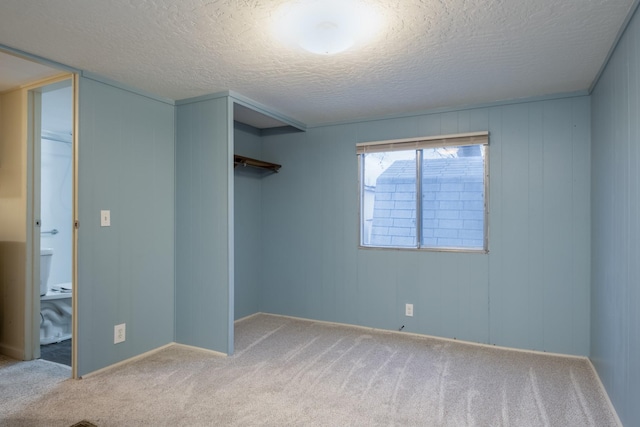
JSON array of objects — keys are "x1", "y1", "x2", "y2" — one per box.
[{"x1": 377, "y1": 157, "x2": 484, "y2": 183}]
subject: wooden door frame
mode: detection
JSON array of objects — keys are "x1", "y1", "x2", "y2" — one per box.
[{"x1": 24, "y1": 73, "x2": 78, "y2": 378}]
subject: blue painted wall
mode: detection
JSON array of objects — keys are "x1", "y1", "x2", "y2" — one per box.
[
  {"x1": 260, "y1": 97, "x2": 591, "y2": 356},
  {"x1": 175, "y1": 96, "x2": 234, "y2": 354},
  {"x1": 591, "y1": 5, "x2": 640, "y2": 425},
  {"x1": 234, "y1": 122, "x2": 263, "y2": 320},
  {"x1": 77, "y1": 76, "x2": 175, "y2": 376}
]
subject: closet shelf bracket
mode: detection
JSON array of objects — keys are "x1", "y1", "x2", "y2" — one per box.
[{"x1": 233, "y1": 155, "x2": 281, "y2": 173}]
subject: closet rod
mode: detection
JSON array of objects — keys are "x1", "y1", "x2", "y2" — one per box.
[{"x1": 233, "y1": 154, "x2": 281, "y2": 173}]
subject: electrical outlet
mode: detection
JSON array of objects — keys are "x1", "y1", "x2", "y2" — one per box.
[
  {"x1": 114, "y1": 323, "x2": 126, "y2": 344},
  {"x1": 405, "y1": 303, "x2": 414, "y2": 317}
]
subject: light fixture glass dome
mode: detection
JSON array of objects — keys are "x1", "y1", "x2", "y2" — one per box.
[{"x1": 273, "y1": 0, "x2": 382, "y2": 55}]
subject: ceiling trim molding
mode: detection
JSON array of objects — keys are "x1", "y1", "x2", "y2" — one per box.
[
  {"x1": 228, "y1": 91, "x2": 306, "y2": 132},
  {"x1": 0, "y1": 44, "x2": 79, "y2": 74},
  {"x1": 0, "y1": 44, "x2": 176, "y2": 106},
  {"x1": 81, "y1": 71, "x2": 175, "y2": 106},
  {"x1": 305, "y1": 90, "x2": 590, "y2": 129},
  {"x1": 177, "y1": 90, "x2": 307, "y2": 131},
  {"x1": 3, "y1": 72, "x2": 71, "y2": 94},
  {"x1": 175, "y1": 91, "x2": 229, "y2": 106},
  {"x1": 589, "y1": 0, "x2": 640, "y2": 93}
]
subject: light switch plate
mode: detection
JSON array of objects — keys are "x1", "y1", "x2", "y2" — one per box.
[{"x1": 101, "y1": 210, "x2": 111, "y2": 227}]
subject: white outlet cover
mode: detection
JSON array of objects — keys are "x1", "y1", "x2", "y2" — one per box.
[
  {"x1": 114, "y1": 323, "x2": 126, "y2": 344},
  {"x1": 101, "y1": 210, "x2": 111, "y2": 227},
  {"x1": 406, "y1": 304, "x2": 414, "y2": 317}
]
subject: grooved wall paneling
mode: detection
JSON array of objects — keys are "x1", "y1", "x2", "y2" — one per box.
[
  {"x1": 591, "y1": 5, "x2": 640, "y2": 425},
  {"x1": 234, "y1": 122, "x2": 262, "y2": 320},
  {"x1": 260, "y1": 97, "x2": 591, "y2": 356},
  {"x1": 77, "y1": 77, "x2": 175, "y2": 376},
  {"x1": 176, "y1": 97, "x2": 234, "y2": 354}
]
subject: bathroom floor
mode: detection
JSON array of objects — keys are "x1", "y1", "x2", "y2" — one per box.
[{"x1": 40, "y1": 339, "x2": 71, "y2": 366}]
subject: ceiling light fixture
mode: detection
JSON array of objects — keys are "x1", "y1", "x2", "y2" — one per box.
[{"x1": 272, "y1": 0, "x2": 383, "y2": 55}]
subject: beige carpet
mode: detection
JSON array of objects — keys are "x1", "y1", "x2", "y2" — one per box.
[{"x1": 0, "y1": 314, "x2": 619, "y2": 426}]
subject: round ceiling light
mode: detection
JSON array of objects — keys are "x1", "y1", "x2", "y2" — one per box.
[{"x1": 272, "y1": 0, "x2": 383, "y2": 55}]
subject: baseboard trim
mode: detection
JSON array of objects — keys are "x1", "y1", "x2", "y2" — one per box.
[
  {"x1": 234, "y1": 312, "x2": 262, "y2": 324},
  {"x1": 258, "y1": 312, "x2": 589, "y2": 361},
  {"x1": 80, "y1": 343, "x2": 175, "y2": 379},
  {"x1": 0, "y1": 343, "x2": 24, "y2": 361},
  {"x1": 171, "y1": 342, "x2": 227, "y2": 357},
  {"x1": 586, "y1": 358, "x2": 623, "y2": 427},
  {"x1": 80, "y1": 342, "x2": 227, "y2": 379}
]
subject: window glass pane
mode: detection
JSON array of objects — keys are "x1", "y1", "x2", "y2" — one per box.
[
  {"x1": 421, "y1": 145, "x2": 485, "y2": 249},
  {"x1": 362, "y1": 150, "x2": 417, "y2": 248}
]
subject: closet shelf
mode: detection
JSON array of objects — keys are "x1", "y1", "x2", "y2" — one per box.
[{"x1": 234, "y1": 155, "x2": 281, "y2": 173}]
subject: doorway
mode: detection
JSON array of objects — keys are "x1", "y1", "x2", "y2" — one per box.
[
  {"x1": 0, "y1": 50, "x2": 78, "y2": 376},
  {"x1": 35, "y1": 80, "x2": 74, "y2": 366},
  {"x1": 23, "y1": 74, "x2": 77, "y2": 375}
]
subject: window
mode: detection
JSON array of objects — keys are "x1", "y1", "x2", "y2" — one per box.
[{"x1": 358, "y1": 132, "x2": 488, "y2": 252}]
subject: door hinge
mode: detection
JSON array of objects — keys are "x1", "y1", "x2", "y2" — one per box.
[{"x1": 74, "y1": 220, "x2": 79, "y2": 229}]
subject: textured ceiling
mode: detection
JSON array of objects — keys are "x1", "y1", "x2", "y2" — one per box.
[{"x1": 0, "y1": 0, "x2": 635, "y2": 126}]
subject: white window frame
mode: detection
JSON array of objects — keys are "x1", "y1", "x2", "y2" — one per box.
[{"x1": 357, "y1": 131, "x2": 489, "y2": 253}]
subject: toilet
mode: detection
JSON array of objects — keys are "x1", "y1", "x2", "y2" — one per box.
[
  {"x1": 40, "y1": 248, "x2": 72, "y2": 345},
  {"x1": 40, "y1": 248, "x2": 53, "y2": 296}
]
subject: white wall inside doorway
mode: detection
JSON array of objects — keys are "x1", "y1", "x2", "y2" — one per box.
[{"x1": 40, "y1": 85, "x2": 72, "y2": 288}]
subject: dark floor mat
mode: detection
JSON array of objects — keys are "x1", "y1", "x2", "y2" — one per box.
[{"x1": 41, "y1": 339, "x2": 71, "y2": 366}]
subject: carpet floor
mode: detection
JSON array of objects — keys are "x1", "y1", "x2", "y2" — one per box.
[{"x1": 0, "y1": 314, "x2": 619, "y2": 426}]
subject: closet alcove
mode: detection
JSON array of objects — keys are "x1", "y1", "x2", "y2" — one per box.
[{"x1": 232, "y1": 101, "x2": 303, "y2": 322}]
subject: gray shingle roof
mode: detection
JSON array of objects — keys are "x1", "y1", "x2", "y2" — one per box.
[{"x1": 370, "y1": 157, "x2": 485, "y2": 249}]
